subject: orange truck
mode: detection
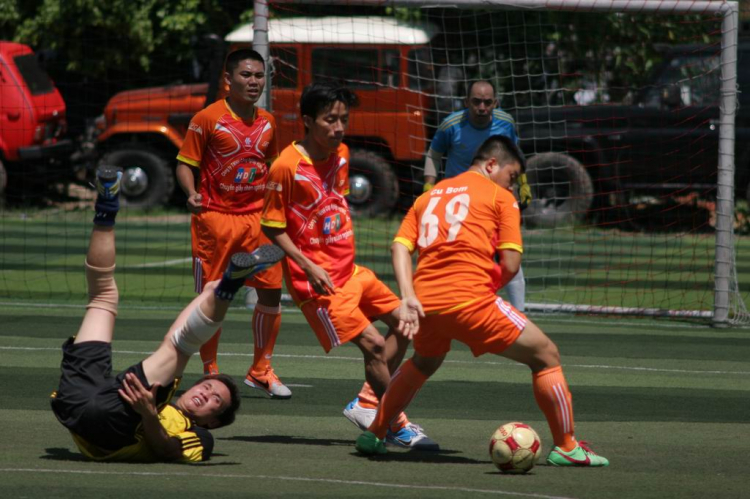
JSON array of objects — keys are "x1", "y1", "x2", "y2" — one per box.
[{"x1": 94, "y1": 17, "x2": 438, "y2": 213}]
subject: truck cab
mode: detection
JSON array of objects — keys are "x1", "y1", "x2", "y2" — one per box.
[
  {"x1": 95, "y1": 17, "x2": 438, "y2": 213},
  {"x1": 0, "y1": 42, "x2": 71, "y2": 200}
]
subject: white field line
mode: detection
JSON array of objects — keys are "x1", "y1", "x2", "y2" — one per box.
[
  {"x1": 0, "y1": 468, "x2": 577, "y2": 499},
  {"x1": 1, "y1": 346, "x2": 747, "y2": 376},
  {"x1": 124, "y1": 258, "x2": 191, "y2": 269}
]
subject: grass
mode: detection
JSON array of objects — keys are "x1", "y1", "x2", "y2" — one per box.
[
  {"x1": 1, "y1": 303, "x2": 748, "y2": 498},
  {"x1": 2, "y1": 207, "x2": 749, "y2": 318}
]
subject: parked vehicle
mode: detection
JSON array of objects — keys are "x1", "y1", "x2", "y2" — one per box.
[
  {"x1": 0, "y1": 41, "x2": 72, "y2": 201},
  {"x1": 94, "y1": 17, "x2": 438, "y2": 213},
  {"x1": 516, "y1": 42, "x2": 750, "y2": 227}
]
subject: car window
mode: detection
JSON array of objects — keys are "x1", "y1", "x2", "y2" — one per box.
[
  {"x1": 311, "y1": 48, "x2": 379, "y2": 89},
  {"x1": 642, "y1": 53, "x2": 720, "y2": 108},
  {"x1": 381, "y1": 49, "x2": 400, "y2": 87},
  {"x1": 13, "y1": 54, "x2": 54, "y2": 96},
  {"x1": 271, "y1": 47, "x2": 298, "y2": 89}
]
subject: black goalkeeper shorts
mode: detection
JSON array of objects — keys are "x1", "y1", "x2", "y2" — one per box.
[{"x1": 50, "y1": 338, "x2": 176, "y2": 451}]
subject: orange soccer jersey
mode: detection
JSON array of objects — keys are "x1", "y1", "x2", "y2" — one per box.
[
  {"x1": 261, "y1": 142, "x2": 352, "y2": 303},
  {"x1": 394, "y1": 171, "x2": 523, "y2": 313},
  {"x1": 177, "y1": 100, "x2": 278, "y2": 214}
]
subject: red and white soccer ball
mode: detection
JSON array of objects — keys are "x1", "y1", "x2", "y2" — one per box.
[{"x1": 489, "y1": 422, "x2": 543, "y2": 474}]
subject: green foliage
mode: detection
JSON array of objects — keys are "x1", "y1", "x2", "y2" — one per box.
[{"x1": 8, "y1": 0, "x2": 227, "y2": 77}]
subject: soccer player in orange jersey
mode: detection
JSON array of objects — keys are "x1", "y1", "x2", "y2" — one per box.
[
  {"x1": 355, "y1": 135, "x2": 609, "y2": 467},
  {"x1": 176, "y1": 49, "x2": 290, "y2": 399},
  {"x1": 261, "y1": 81, "x2": 437, "y2": 449}
]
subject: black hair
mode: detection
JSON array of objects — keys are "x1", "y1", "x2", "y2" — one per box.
[
  {"x1": 225, "y1": 48, "x2": 265, "y2": 74},
  {"x1": 196, "y1": 373, "x2": 241, "y2": 428},
  {"x1": 466, "y1": 80, "x2": 496, "y2": 98},
  {"x1": 300, "y1": 81, "x2": 359, "y2": 128},
  {"x1": 471, "y1": 134, "x2": 526, "y2": 173}
]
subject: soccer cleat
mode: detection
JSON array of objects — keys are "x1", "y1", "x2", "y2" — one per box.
[
  {"x1": 203, "y1": 361, "x2": 219, "y2": 376},
  {"x1": 386, "y1": 422, "x2": 440, "y2": 451},
  {"x1": 244, "y1": 368, "x2": 292, "y2": 399},
  {"x1": 355, "y1": 431, "x2": 387, "y2": 456},
  {"x1": 215, "y1": 245, "x2": 286, "y2": 301},
  {"x1": 227, "y1": 245, "x2": 285, "y2": 281},
  {"x1": 95, "y1": 165, "x2": 122, "y2": 200},
  {"x1": 343, "y1": 397, "x2": 377, "y2": 431},
  {"x1": 546, "y1": 441, "x2": 609, "y2": 467}
]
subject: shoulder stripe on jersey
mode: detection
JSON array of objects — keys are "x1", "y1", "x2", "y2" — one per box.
[
  {"x1": 393, "y1": 237, "x2": 415, "y2": 253},
  {"x1": 177, "y1": 155, "x2": 200, "y2": 168},
  {"x1": 261, "y1": 219, "x2": 287, "y2": 229},
  {"x1": 497, "y1": 242, "x2": 524, "y2": 254},
  {"x1": 438, "y1": 112, "x2": 468, "y2": 130},
  {"x1": 492, "y1": 110, "x2": 516, "y2": 124}
]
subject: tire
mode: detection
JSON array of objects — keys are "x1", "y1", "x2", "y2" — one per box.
[
  {"x1": 524, "y1": 152, "x2": 593, "y2": 228},
  {"x1": 347, "y1": 149, "x2": 398, "y2": 216},
  {"x1": 99, "y1": 146, "x2": 174, "y2": 208}
]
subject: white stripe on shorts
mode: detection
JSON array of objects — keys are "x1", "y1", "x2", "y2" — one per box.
[
  {"x1": 316, "y1": 307, "x2": 340, "y2": 349},
  {"x1": 194, "y1": 257, "x2": 203, "y2": 294},
  {"x1": 495, "y1": 297, "x2": 527, "y2": 330}
]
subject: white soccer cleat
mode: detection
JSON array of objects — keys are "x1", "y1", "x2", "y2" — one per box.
[
  {"x1": 343, "y1": 397, "x2": 376, "y2": 431},
  {"x1": 244, "y1": 368, "x2": 292, "y2": 399},
  {"x1": 386, "y1": 422, "x2": 440, "y2": 451}
]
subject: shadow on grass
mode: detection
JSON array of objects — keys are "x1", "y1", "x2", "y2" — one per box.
[
  {"x1": 41, "y1": 447, "x2": 241, "y2": 466},
  {"x1": 226, "y1": 435, "x2": 487, "y2": 465}
]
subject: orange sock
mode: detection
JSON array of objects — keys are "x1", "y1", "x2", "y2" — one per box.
[
  {"x1": 368, "y1": 359, "x2": 427, "y2": 439},
  {"x1": 199, "y1": 328, "x2": 221, "y2": 370},
  {"x1": 250, "y1": 304, "x2": 281, "y2": 375},
  {"x1": 532, "y1": 366, "x2": 577, "y2": 451},
  {"x1": 357, "y1": 382, "x2": 379, "y2": 409}
]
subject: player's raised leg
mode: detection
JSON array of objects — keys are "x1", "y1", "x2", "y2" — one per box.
[
  {"x1": 143, "y1": 245, "x2": 285, "y2": 388},
  {"x1": 74, "y1": 165, "x2": 123, "y2": 345},
  {"x1": 500, "y1": 319, "x2": 609, "y2": 467}
]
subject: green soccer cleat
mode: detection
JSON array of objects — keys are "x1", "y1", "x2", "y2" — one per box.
[
  {"x1": 546, "y1": 441, "x2": 609, "y2": 467},
  {"x1": 355, "y1": 431, "x2": 387, "y2": 456}
]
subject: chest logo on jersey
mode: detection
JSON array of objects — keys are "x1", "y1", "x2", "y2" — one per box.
[
  {"x1": 322, "y1": 213, "x2": 342, "y2": 235},
  {"x1": 234, "y1": 167, "x2": 257, "y2": 184}
]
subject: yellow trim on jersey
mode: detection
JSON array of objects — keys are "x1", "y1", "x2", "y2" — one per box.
[
  {"x1": 292, "y1": 141, "x2": 314, "y2": 164},
  {"x1": 497, "y1": 243, "x2": 524, "y2": 254},
  {"x1": 260, "y1": 219, "x2": 287, "y2": 229},
  {"x1": 393, "y1": 237, "x2": 415, "y2": 253},
  {"x1": 177, "y1": 155, "x2": 200, "y2": 168},
  {"x1": 426, "y1": 296, "x2": 484, "y2": 316},
  {"x1": 223, "y1": 99, "x2": 256, "y2": 123},
  {"x1": 343, "y1": 189, "x2": 350, "y2": 196},
  {"x1": 492, "y1": 109, "x2": 516, "y2": 124}
]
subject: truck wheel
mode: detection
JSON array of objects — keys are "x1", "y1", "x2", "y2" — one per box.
[
  {"x1": 347, "y1": 149, "x2": 398, "y2": 216},
  {"x1": 524, "y1": 152, "x2": 593, "y2": 228},
  {"x1": 99, "y1": 147, "x2": 174, "y2": 208}
]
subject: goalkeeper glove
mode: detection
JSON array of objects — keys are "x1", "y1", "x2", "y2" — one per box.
[
  {"x1": 423, "y1": 182, "x2": 434, "y2": 192},
  {"x1": 518, "y1": 173, "x2": 532, "y2": 210}
]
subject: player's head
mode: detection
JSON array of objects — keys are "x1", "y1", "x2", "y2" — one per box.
[
  {"x1": 300, "y1": 81, "x2": 359, "y2": 150},
  {"x1": 176, "y1": 373, "x2": 241, "y2": 429},
  {"x1": 465, "y1": 80, "x2": 497, "y2": 128},
  {"x1": 224, "y1": 49, "x2": 266, "y2": 105},
  {"x1": 470, "y1": 134, "x2": 525, "y2": 189}
]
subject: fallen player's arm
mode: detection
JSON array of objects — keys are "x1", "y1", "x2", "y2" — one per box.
[{"x1": 119, "y1": 372, "x2": 183, "y2": 461}]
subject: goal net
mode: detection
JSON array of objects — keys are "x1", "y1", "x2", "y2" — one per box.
[
  {"x1": 0, "y1": 0, "x2": 746, "y2": 327},
  {"x1": 257, "y1": 0, "x2": 747, "y2": 325}
]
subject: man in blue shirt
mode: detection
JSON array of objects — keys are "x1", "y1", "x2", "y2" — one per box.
[{"x1": 423, "y1": 80, "x2": 529, "y2": 312}]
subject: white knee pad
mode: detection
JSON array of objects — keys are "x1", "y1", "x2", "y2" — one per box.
[{"x1": 170, "y1": 306, "x2": 222, "y2": 356}]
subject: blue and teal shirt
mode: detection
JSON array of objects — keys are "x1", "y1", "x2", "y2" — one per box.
[{"x1": 430, "y1": 109, "x2": 518, "y2": 178}]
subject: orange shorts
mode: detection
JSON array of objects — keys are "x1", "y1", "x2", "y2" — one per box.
[
  {"x1": 191, "y1": 210, "x2": 282, "y2": 292},
  {"x1": 299, "y1": 266, "x2": 400, "y2": 353},
  {"x1": 415, "y1": 295, "x2": 527, "y2": 358}
]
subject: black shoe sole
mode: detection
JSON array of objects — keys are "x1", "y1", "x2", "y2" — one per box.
[
  {"x1": 229, "y1": 245, "x2": 285, "y2": 278},
  {"x1": 96, "y1": 165, "x2": 120, "y2": 183}
]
